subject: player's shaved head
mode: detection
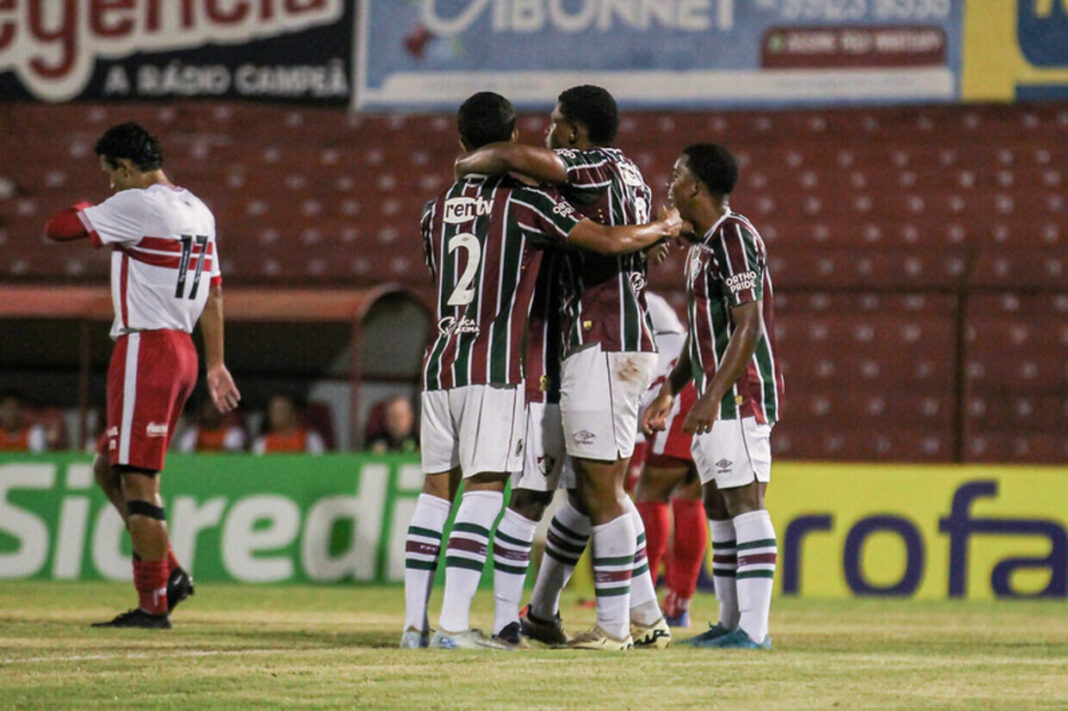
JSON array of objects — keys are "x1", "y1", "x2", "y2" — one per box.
[
  {"x1": 95, "y1": 122, "x2": 163, "y2": 171},
  {"x1": 457, "y1": 92, "x2": 516, "y2": 150},
  {"x1": 558, "y1": 85, "x2": 618, "y2": 146},
  {"x1": 682, "y1": 143, "x2": 738, "y2": 196}
]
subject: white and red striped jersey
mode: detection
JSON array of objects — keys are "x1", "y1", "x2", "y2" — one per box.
[{"x1": 79, "y1": 185, "x2": 221, "y2": 340}]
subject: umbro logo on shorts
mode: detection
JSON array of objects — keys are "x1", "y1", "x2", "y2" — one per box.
[
  {"x1": 573, "y1": 430, "x2": 596, "y2": 446},
  {"x1": 716, "y1": 458, "x2": 733, "y2": 473}
]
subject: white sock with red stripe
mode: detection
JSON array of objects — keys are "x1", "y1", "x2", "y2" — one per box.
[
  {"x1": 530, "y1": 499, "x2": 590, "y2": 620},
  {"x1": 591, "y1": 513, "x2": 636, "y2": 641},
  {"x1": 709, "y1": 518, "x2": 739, "y2": 629},
  {"x1": 492, "y1": 507, "x2": 538, "y2": 636},
  {"x1": 624, "y1": 497, "x2": 662, "y2": 626},
  {"x1": 438, "y1": 490, "x2": 504, "y2": 633},
  {"x1": 403, "y1": 493, "x2": 451, "y2": 633},
  {"x1": 733, "y1": 509, "x2": 777, "y2": 642}
]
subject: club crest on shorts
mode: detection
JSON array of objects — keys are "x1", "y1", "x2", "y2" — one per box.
[
  {"x1": 573, "y1": 430, "x2": 596, "y2": 446},
  {"x1": 514, "y1": 438, "x2": 524, "y2": 456}
]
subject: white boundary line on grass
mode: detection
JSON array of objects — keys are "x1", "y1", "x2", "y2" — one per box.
[{"x1": 1, "y1": 647, "x2": 295, "y2": 666}]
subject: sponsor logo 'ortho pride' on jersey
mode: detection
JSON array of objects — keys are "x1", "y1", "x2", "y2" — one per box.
[
  {"x1": 554, "y1": 146, "x2": 657, "y2": 355},
  {"x1": 420, "y1": 173, "x2": 583, "y2": 391},
  {"x1": 685, "y1": 211, "x2": 784, "y2": 424},
  {"x1": 79, "y1": 184, "x2": 221, "y2": 340}
]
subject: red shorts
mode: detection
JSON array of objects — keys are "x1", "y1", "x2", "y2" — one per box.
[
  {"x1": 101, "y1": 330, "x2": 197, "y2": 471},
  {"x1": 645, "y1": 381, "x2": 697, "y2": 467}
]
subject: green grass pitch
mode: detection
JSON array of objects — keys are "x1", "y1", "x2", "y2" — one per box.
[{"x1": 1, "y1": 581, "x2": 1065, "y2": 710}]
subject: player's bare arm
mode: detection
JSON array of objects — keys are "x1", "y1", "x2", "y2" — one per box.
[
  {"x1": 199, "y1": 285, "x2": 241, "y2": 413},
  {"x1": 569, "y1": 204, "x2": 681, "y2": 256},
  {"x1": 643, "y1": 338, "x2": 693, "y2": 435},
  {"x1": 683, "y1": 301, "x2": 763, "y2": 435},
  {"x1": 455, "y1": 142, "x2": 569, "y2": 184}
]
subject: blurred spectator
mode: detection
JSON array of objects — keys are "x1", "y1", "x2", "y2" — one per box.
[
  {"x1": 177, "y1": 399, "x2": 247, "y2": 453},
  {"x1": 367, "y1": 395, "x2": 419, "y2": 454},
  {"x1": 252, "y1": 395, "x2": 326, "y2": 455},
  {"x1": 0, "y1": 391, "x2": 47, "y2": 452}
]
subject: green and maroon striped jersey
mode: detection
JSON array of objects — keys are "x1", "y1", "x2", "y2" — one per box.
[
  {"x1": 554, "y1": 146, "x2": 657, "y2": 355},
  {"x1": 421, "y1": 173, "x2": 582, "y2": 391},
  {"x1": 685, "y1": 211, "x2": 784, "y2": 424}
]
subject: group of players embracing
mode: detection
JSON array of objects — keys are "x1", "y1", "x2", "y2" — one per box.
[{"x1": 404, "y1": 85, "x2": 784, "y2": 651}]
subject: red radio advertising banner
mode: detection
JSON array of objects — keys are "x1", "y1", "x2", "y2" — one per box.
[{"x1": 0, "y1": 1, "x2": 352, "y2": 104}]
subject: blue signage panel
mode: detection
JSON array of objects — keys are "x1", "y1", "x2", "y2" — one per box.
[{"x1": 356, "y1": 0, "x2": 964, "y2": 110}]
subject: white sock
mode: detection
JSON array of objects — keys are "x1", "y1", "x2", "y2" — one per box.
[
  {"x1": 733, "y1": 509, "x2": 777, "y2": 642},
  {"x1": 591, "y1": 513, "x2": 636, "y2": 640},
  {"x1": 709, "y1": 518, "x2": 739, "y2": 629},
  {"x1": 624, "y1": 497, "x2": 662, "y2": 626},
  {"x1": 529, "y1": 499, "x2": 590, "y2": 620},
  {"x1": 438, "y1": 490, "x2": 504, "y2": 633},
  {"x1": 403, "y1": 493, "x2": 451, "y2": 633},
  {"x1": 492, "y1": 507, "x2": 538, "y2": 636}
]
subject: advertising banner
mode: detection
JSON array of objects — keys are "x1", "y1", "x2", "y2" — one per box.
[
  {"x1": 962, "y1": 0, "x2": 1068, "y2": 101},
  {"x1": 356, "y1": 0, "x2": 964, "y2": 111},
  {"x1": 0, "y1": 1, "x2": 353, "y2": 104},
  {"x1": 1, "y1": 455, "x2": 1064, "y2": 599}
]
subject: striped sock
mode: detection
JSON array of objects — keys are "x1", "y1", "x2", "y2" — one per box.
[
  {"x1": 626, "y1": 498, "x2": 662, "y2": 626},
  {"x1": 403, "y1": 493, "x2": 450, "y2": 633},
  {"x1": 710, "y1": 518, "x2": 739, "y2": 629},
  {"x1": 592, "y1": 513, "x2": 636, "y2": 640},
  {"x1": 530, "y1": 500, "x2": 590, "y2": 620},
  {"x1": 734, "y1": 509, "x2": 777, "y2": 643},
  {"x1": 492, "y1": 507, "x2": 538, "y2": 636},
  {"x1": 439, "y1": 490, "x2": 503, "y2": 633}
]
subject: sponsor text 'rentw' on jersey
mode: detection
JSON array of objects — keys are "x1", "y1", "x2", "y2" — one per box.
[{"x1": 80, "y1": 184, "x2": 221, "y2": 339}]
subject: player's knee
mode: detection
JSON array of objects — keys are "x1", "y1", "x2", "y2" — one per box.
[
  {"x1": 92, "y1": 455, "x2": 114, "y2": 490},
  {"x1": 508, "y1": 489, "x2": 552, "y2": 521},
  {"x1": 719, "y1": 481, "x2": 762, "y2": 517}
]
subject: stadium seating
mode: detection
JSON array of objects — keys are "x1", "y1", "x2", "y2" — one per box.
[{"x1": 2, "y1": 100, "x2": 1065, "y2": 462}]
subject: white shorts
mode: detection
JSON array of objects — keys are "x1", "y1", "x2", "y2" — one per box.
[
  {"x1": 559, "y1": 344, "x2": 658, "y2": 462},
  {"x1": 690, "y1": 416, "x2": 773, "y2": 489},
  {"x1": 511, "y1": 401, "x2": 573, "y2": 492},
  {"x1": 420, "y1": 384, "x2": 525, "y2": 477}
]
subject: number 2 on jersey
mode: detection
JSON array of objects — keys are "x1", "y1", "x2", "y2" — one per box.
[
  {"x1": 175, "y1": 234, "x2": 209, "y2": 300},
  {"x1": 446, "y1": 232, "x2": 482, "y2": 306}
]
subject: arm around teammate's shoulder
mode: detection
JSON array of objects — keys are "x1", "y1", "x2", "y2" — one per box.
[
  {"x1": 455, "y1": 142, "x2": 569, "y2": 184},
  {"x1": 568, "y1": 204, "x2": 682, "y2": 256}
]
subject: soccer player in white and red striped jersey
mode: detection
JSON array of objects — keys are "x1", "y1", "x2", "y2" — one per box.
[
  {"x1": 457, "y1": 85, "x2": 669, "y2": 650},
  {"x1": 401, "y1": 93, "x2": 680, "y2": 650},
  {"x1": 645, "y1": 143, "x2": 784, "y2": 649},
  {"x1": 44, "y1": 122, "x2": 240, "y2": 629}
]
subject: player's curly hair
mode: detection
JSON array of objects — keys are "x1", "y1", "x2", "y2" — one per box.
[
  {"x1": 457, "y1": 92, "x2": 516, "y2": 150},
  {"x1": 94, "y1": 122, "x2": 163, "y2": 171},
  {"x1": 558, "y1": 85, "x2": 619, "y2": 146},
  {"x1": 683, "y1": 143, "x2": 738, "y2": 195}
]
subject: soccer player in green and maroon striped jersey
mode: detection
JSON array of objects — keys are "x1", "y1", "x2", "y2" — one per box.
[
  {"x1": 402, "y1": 92, "x2": 681, "y2": 651},
  {"x1": 456, "y1": 85, "x2": 669, "y2": 650},
  {"x1": 644, "y1": 143, "x2": 785, "y2": 650}
]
